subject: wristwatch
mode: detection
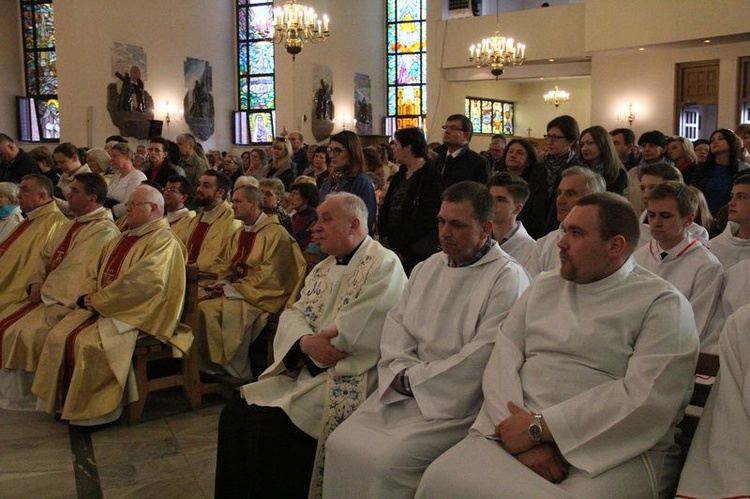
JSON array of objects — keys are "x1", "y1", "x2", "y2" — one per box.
[{"x1": 528, "y1": 413, "x2": 543, "y2": 445}]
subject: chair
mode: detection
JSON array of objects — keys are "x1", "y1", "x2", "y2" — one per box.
[
  {"x1": 127, "y1": 265, "x2": 203, "y2": 425},
  {"x1": 678, "y1": 352, "x2": 720, "y2": 440}
]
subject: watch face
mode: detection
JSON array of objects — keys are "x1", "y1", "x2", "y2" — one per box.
[{"x1": 529, "y1": 423, "x2": 543, "y2": 442}]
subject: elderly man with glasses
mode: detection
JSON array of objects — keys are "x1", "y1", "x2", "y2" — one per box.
[{"x1": 434, "y1": 114, "x2": 491, "y2": 189}]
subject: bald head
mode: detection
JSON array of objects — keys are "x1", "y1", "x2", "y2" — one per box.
[{"x1": 126, "y1": 185, "x2": 164, "y2": 228}]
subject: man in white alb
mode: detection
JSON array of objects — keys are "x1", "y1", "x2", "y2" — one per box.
[
  {"x1": 487, "y1": 172, "x2": 536, "y2": 272},
  {"x1": 417, "y1": 192, "x2": 699, "y2": 498},
  {"x1": 323, "y1": 181, "x2": 530, "y2": 498}
]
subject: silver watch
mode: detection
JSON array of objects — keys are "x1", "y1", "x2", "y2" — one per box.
[{"x1": 528, "y1": 413, "x2": 543, "y2": 445}]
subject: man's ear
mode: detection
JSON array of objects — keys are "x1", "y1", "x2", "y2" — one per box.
[{"x1": 608, "y1": 234, "x2": 628, "y2": 259}]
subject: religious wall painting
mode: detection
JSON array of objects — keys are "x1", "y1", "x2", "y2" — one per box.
[
  {"x1": 312, "y1": 65, "x2": 334, "y2": 142},
  {"x1": 106, "y1": 43, "x2": 154, "y2": 139},
  {"x1": 184, "y1": 57, "x2": 215, "y2": 141},
  {"x1": 354, "y1": 74, "x2": 372, "y2": 135}
]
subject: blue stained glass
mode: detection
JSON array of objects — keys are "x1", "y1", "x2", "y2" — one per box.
[
  {"x1": 397, "y1": 0, "x2": 420, "y2": 22},
  {"x1": 249, "y1": 76, "x2": 275, "y2": 108},
  {"x1": 388, "y1": 86, "x2": 396, "y2": 115},
  {"x1": 396, "y1": 54, "x2": 421, "y2": 84},
  {"x1": 249, "y1": 41, "x2": 274, "y2": 75},
  {"x1": 239, "y1": 43, "x2": 249, "y2": 74},
  {"x1": 239, "y1": 77, "x2": 249, "y2": 109},
  {"x1": 248, "y1": 5, "x2": 272, "y2": 40},
  {"x1": 387, "y1": 55, "x2": 396, "y2": 84},
  {"x1": 387, "y1": 25, "x2": 396, "y2": 53},
  {"x1": 387, "y1": 0, "x2": 396, "y2": 22}
]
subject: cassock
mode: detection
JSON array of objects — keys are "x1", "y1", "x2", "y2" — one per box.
[
  {"x1": 199, "y1": 213, "x2": 306, "y2": 379},
  {"x1": 166, "y1": 208, "x2": 196, "y2": 244},
  {"x1": 498, "y1": 221, "x2": 537, "y2": 274},
  {"x1": 0, "y1": 207, "x2": 119, "y2": 408},
  {"x1": 31, "y1": 217, "x2": 188, "y2": 423},
  {"x1": 417, "y1": 258, "x2": 699, "y2": 498},
  {"x1": 215, "y1": 237, "x2": 406, "y2": 498},
  {"x1": 633, "y1": 236, "x2": 723, "y2": 352},
  {"x1": 184, "y1": 201, "x2": 241, "y2": 289},
  {"x1": 0, "y1": 201, "x2": 67, "y2": 314},
  {"x1": 323, "y1": 242, "x2": 530, "y2": 499},
  {"x1": 676, "y1": 304, "x2": 750, "y2": 498},
  {"x1": 709, "y1": 221, "x2": 750, "y2": 270}
]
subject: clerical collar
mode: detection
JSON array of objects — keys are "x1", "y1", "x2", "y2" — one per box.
[
  {"x1": 200, "y1": 203, "x2": 221, "y2": 221},
  {"x1": 448, "y1": 237, "x2": 492, "y2": 267},
  {"x1": 167, "y1": 207, "x2": 188, "y2": 223},
  {"x1": 75, "y1": 206, "x2": 107, "y2": 221},
  {"x1": 335, "y1": 239, "x2": 365, "y2": 265},
  {"x1": 650, "y1": 236, "x2": 697, "y2": 261},
  {"x1": 244, "y1": 211, "x2": 267, "y2": 232}
]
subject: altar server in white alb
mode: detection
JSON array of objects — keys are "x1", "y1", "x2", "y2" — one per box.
[
  {"x1": 709, "y1": 174, "x2": 750, "y2": 269},
  {"x1": 417, "y1": 192, "x2": 699, "y2": 498},
  {"x1": 632, "y1": 181, "x2": 723, "y2": 352},
  {"x1": 323, "y1": 181, "x2": 530, "y2": 498},
  {"x1": 528, "y1": 167, "x2": 605, "y2": 276},
  {"x1": 676, "y1": 304, "x2": 750, "y2": 498},
  {"x1": 486, "y1": 172, "x2": 536, "y2": 272}
]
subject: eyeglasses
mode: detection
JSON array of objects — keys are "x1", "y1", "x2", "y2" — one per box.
[
  {"x1": 162, "y1": 188, "x2": 182, "y2": 194},
  {"x1": 327, "y1": 146, "x2": 346, "y2": 156},
  {"x1": 125, "y1": 201, "x2": 155, "y2": 209},
  {"x1": 441, "y1": 125, "x2": 465, "y2": 132},
  {"x1": 544, "y1": 134, "x2": 567, "y2": 141}
]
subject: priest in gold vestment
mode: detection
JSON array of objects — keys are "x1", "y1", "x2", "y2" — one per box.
[
  {"x1": 163, "y1": 174, "x2": 196, "y2": 243},
  {"x1": 0, "y1": 174, "x2": 67, "y2": 314},
  {"x1": 184, "y1": 171, "x2": 241, "y2": 291},
  {"x1": 0, "y1": 173, "x2": 119, "y2": 409},
  {"x1": 200, "y1": 185, "x2": 306, "y2": 380},
  {"x1": 32, "y1": 185, "x2": 188, "y2": 425}
]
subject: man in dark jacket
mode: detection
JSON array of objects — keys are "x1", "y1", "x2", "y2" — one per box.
[
  {"x1": 0, "y1": 133, "x2": 41, "y2": 183},
  {"x1": 433, "y1": 114, "x2": 490, "y2": 189}
]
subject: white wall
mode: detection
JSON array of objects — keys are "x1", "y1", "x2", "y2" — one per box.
[{"x1": 590, "y1": 41, "x2": 750, "y2": 136}]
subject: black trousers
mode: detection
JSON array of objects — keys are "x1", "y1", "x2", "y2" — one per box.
[{"x1": 215, "y1": 397, "x2": 318, "y2": 499}]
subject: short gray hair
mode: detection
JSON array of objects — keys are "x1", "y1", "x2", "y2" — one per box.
[
  {"x1": 326, "y1": 192, "x2": 368, "y2": 229},
  {"x1": 562, "y1": 166, "x2": 606, "y2": 194}
]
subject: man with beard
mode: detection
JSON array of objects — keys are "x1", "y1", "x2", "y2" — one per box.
[{"x1": 184, "y1": 171, "x2": 241, "y2": 292}]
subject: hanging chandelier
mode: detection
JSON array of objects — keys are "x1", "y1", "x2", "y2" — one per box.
[
  {"x1": 267, "y1": 0, "x2": 329, "y2": 60},
  {"x1": 468, "y1": 0, "x2": 526, "y2": 78},
  {"x1": 543, "y1": 85, "x2": 570, "y2": 107}
]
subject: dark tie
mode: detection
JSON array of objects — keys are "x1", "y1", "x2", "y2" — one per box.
[{"x1": 660, "y1": 251, "x2": 668, "y2": 260}]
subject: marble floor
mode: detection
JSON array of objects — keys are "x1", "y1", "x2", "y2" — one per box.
[{"x1": 0, "y1": 388, "x2": 228, "y2": 499}]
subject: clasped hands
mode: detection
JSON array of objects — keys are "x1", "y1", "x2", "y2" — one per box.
[
  {"x1": 495, "y1": 401, "x2": 569, "y2": 483},
  {"x1": 300, "y1": 328, "x2": 347, "y2": 366}
]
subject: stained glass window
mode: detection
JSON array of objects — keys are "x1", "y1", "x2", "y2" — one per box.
[
  {"x1": 236, "y1": 0, "x2": 275, "y2": 145},
  {"x1": 465, "y1": 97, "x2": 515, "y2": 135},
  {"x1": 19, "y1": 1, "x2": 59, "y2": 142},
  {"x1": 386, "y1": 0, "x2": 427, "y2": 135}
]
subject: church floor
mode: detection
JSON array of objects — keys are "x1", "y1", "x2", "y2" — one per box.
[{"x1": 0, "y1": 388, "x2": 227, "y2": 498}]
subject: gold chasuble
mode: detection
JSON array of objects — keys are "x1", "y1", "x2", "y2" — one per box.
[
  {"x1": 168, "y1": 209, "x2": 196, "y2": 244},
  {"x1": 32, "y1": 217, "x2": 188, "y2": 421},
  {"x1": 0, "y1": 207, "x2": 119, "y2": 371},
  {"x1": 0, "y1": 201, "x2": 67, "y2": 314},
  {"x1": 199, "y1": 214, "x2": 306, "y2": 368},
  {"x1": 185, "y1": 201, "x2": 241, "y2": 290}
]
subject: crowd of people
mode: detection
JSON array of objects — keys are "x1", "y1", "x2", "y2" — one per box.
[{"x1": 0, "y1": 112, "x2": 749, "y2": 497}]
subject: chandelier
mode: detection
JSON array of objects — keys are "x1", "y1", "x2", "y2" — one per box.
[
  {"x1": 267, "y1": 0, "x2": 329, "y2": 60},
  {"x1": 468, "y1": 1, "x2": 525, "y2": 78},
  {"x1": 544, "y1": 85, "x2": 570, "y2": 107}
]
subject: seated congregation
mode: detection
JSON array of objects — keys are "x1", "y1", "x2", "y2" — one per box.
[{"x1": 0, "y1": 116, "x2": 748, "y2": 497}]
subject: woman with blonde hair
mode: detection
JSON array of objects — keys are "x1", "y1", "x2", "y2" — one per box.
[
  {"x1": 266, "y1": 137, "x2": 295, "y2": 190},
  {"x1": 0, "y1": 182, "x2": 23, "y2": 243},
  {"x1": 666, "y1": 136, "x2": 697, "y2": 185}
]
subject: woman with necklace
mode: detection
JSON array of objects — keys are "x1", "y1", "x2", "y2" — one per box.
[
  {"x1": 320, "y1": 130, "x2": 377, "y2": 232},
  {"x1": 377, "y1": 127, "x2": 442, "y2": 274}
]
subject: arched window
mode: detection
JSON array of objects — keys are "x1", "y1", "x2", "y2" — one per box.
[
  {"x1": 18, "y1": 0, "x2": 59, "y2": 142},
  {"x1": 235, "y1": 0, "x2": 276, "y2": 145},
  {"x1": 386, "y1": 0, "x2": 427, "y2": 135}
]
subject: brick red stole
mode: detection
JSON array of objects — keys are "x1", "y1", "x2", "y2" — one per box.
[
  {"x1": 231, "y1": 230, "x2": 257, "y2": 278},
  {"x1": 0, "y1": 219, "x2": 32, "y2": 259},
  {"x1": 62, "y1": 234, "x2": 141, "y2": 397},
  {"x1": 47, "y1": 221, "x2": 84, "y2": 274},
  {"x1": 187, "y1": 221, "x2": 210, "y2": 264}
]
